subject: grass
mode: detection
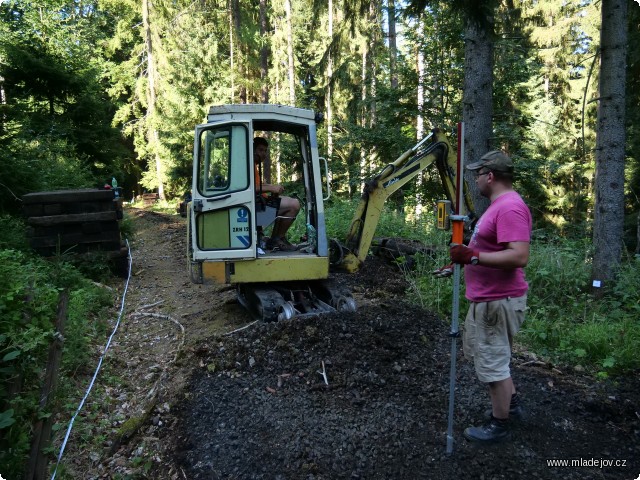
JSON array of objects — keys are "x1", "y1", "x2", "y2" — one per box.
[
  {"x1": 147, "y1": 198, "x2": 182, "y2": 215},
  {"x1": 521, "y1": 242, "x2": 640, "y2": 376}
]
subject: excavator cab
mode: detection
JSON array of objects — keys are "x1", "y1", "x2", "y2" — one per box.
[{"x1": 188, "y1": 105, "x2": 354, "y2": 321}]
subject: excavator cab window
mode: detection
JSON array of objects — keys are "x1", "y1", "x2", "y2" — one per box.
[{"x1": 198, "y1": 125, "x2": 249, "y2": 198}]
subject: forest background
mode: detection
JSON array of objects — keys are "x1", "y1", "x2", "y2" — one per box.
[
  {"x1": 1, "y1": 0, "x2": 639, "y2": 236},
  {"x1": 0, "y1": 0, "x2": 640, "y2": 476}
]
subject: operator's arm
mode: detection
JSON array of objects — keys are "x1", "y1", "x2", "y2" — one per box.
[
  {"x1": 476, "y1": 241, "x2": 529, "y2": 269},
  {"x1": 450, "y1": 241, "x2": 529, "y2": 269},
  {"x1": 260, "y1": 183, "x2": 284, "y2": 195}
]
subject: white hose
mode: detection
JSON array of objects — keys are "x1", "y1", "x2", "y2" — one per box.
[{"x1": 51, "y1": 240, "x2": 133, "y2": 480}]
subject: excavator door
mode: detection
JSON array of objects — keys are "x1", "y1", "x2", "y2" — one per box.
[{"x1": 190, "y1": 120, "x2": 257, "y2": 262}]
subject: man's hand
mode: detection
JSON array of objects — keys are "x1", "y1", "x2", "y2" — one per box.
[
  {"x1": 431, "y1": 263, "x2": 454, "y2": 278},
  {"x1": 450, "y1": 244, "x2": 480, "y2": 265}
]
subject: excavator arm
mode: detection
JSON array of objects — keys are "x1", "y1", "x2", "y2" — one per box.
[{"x1": 333, "y1": 128, "x2": 475, "y2": 273}]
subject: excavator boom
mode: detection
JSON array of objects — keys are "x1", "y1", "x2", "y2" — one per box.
[{"x1": 334, "y1": 128, "x2": 474, "y2": 273}]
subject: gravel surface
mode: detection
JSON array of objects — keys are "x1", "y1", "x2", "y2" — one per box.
[{"x1": 173, "y1": 301, "x2": 639, "y2": 480}]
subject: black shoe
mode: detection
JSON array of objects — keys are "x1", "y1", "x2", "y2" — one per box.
[
  {"x1": 463, "y1": 418, "x2": 510, "y2": 443},
  {"x1": 483, "y1": 404, "x2": 523, "y2": 420}
]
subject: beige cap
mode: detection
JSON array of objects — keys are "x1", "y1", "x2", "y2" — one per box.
[{"x1": 466, "y1": 150, "x2": 513, "y2": 172}]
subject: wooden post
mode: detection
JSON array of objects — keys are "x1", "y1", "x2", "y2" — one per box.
[{"x1": 25, "y1": 290, "x2": 69, "y2": 480}]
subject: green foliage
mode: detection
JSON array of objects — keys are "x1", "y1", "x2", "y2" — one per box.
[
  {"x1": 323, "y1": 198, "x2": 440, "y2": 243},
  {"x1": 63, "y1": 286, "x2": 112, "y2": 373},
  {"x1": 0, "y1": 249, "x2": 113, "y2": 478},
  {"x1": 0, "y1": 408, "x2": 16, "y2": 429},
  {"x1": 403, "y1": 1, "x2": 465, "y2": 129},
  {"x1": 118, "y1": 210, "x2": 136, "y2": 242},
  {"x1": 1, "y1": 0, "x2": 636, "y2": 241},
  {"x1": 0, "y1": 0, "x2": 134, "y2": 214},
  {"x1": 148, "y1": 199, "x2": 182, "y2": 215},
  {"x1": 515, "y1": 0, "x2": 601, "y2": 230},
  {"x1": 401, "y1": 241, "x2": 459, "y2": 317},
  {"x1": 0, "y1": 134, "x2": 98, "y2": 214},
  {"x1": 0, "y1": 215, "x2": 28, "y2": 251},
  {"x1": 325, "y1": 197, "x2": 463, "y2": 316},
  {"x1": 521, "y1": 244, "x2": 640, "y2": 375},
  {"x1": 324, "y1": 199, "x2": 361, "y2": 240}
]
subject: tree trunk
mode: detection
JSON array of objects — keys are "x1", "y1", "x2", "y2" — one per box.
[
  {"x1": 234, "y1": 0, "x2": 246, "y2": 103},
  {"x1": 416, "y1": 19, "x2": 425, "y2": 140},
  {"x1": 591, "y1": 0, "x2": 627, "y2": 294},
  {"x1": 462, "y1": 19, "x2": 493, "y2": 216},
  {"x1": 388, "y1": 0, "x2": 398, "y2": 90},
  {"x1": 229, "y1": 0, "x2": 245, "y2": 103},
  {"x1": 259, "y1": 0, "x2": 269, "y2": 104},
  {"x1": 0, "y1": 75, "x2": 5, "y2": 136},
  {"x1": 360, "y1": 43, "x2": 368, "y2": 193},
  {"x1": 327, "y1": 0, "x2": 334, "y2": 162},
  {"x1": 369, "y1": 2, "x2": 378, "y2": 127},
  {"x1": 285, "y1": 0, "x2": 295, "y2": 105},
  {"x1": 229, "y1": 0, "x2": 234, "y2": 102},
  {"x1": 416, "y1": 18, "x2": 425, "y2": 218},
  {"x1": 142, "y1": 0, "x2": 165, "y2": 200},
  {"x1": 259, "y1": 0, "x2": 271, "y2": 182}
]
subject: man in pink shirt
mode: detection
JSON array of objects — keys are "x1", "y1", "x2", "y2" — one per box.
[{"x1": 449, "y1": 150, "x2": 532, "y2": 443}]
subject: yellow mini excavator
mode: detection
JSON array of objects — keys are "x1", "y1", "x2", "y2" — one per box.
[{"x1": 188, "y1": 104, "x2": 474, "y2": 321}]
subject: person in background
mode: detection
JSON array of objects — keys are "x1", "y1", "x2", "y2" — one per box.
[
  {"x1": 253, "y1": 137, "x2": 300, "y2": 251},
  {"x1": 449, "y1": 150, "x2": 532, "y2": 443}
]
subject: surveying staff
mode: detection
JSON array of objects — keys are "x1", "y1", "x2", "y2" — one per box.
[
  {"x1": 449, "y1": 150, "x2": 532, "y2": 443},
  {"x1": 253, "y1": 137, "x2": 300, "y2": 251}
]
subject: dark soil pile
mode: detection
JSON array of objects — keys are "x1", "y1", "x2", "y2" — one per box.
[{"x1": 171, "y1": 261, "x2": 640, "y2": 480}]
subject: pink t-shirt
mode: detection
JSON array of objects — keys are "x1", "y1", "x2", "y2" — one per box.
[{"x1": 465, "y1": 190, "x2": 532, "y2": 302}]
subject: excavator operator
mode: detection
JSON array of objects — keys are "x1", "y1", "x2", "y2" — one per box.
[{"x1": 253, "y1": 136, "x2": 300, "y2": 252}]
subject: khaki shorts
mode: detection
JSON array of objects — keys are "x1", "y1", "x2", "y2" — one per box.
[{"x1": 463, "y1": 294, "x2": 527, "y2": 383}]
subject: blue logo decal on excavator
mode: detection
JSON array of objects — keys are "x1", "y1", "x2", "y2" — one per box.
[
  {"x1": 237, "y1": 208, "x2": 248, "y2": 223},
  {"x1": 236, "y1": 235, "x2": 250, "y2": 247}
]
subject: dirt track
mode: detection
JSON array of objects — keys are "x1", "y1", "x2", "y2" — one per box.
[{"x1": 61, "y1": 209, "x2": 640, "y2": 479}]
